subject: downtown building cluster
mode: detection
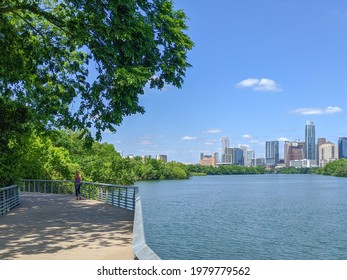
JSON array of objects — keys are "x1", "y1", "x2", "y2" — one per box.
[{"x1": 200, "y1": 121, "x2": 347, "y2": 168}]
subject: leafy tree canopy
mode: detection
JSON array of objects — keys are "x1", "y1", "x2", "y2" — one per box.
[{"x1": 0, "y1": 0, "x2": 193, "y2": 139}]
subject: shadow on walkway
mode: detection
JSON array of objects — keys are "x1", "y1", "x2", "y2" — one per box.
[{"x1": 0, "y1": 192, "x2": 134, "y2": 260}]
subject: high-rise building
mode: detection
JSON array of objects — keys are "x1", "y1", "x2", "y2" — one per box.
[
  {"x1": 239, "y1": 145, "x2": 248, "y2": 166},
  {"x1": 199, "y1": 155, "x2": 216, "y2": 167},
  {"x1": 232, "y1": 148, "x2": 244, "y2": 166},
  {"x1": 305, "y1": 121, "x2": 316, "y2": 161},
  {"x1": 338, "y1": 137, "x2": 347, "y2": 159},
  {"x1": 246, "y1": 150, "x2": 255, "y2": 167},
  {"x1": 317, "y1": 138, "x2": 327, "y2": 163},
  {"x1": 156, "y1": 155, "x2": 168, "y2": 162},
  {"x1": 221, "y1": 137, "x2": 230, "y2": 152},
  {"x1": 222, "y1": 147, "x2": 233, "y2": 164},
  {"x1": 221, "y1": 137, "x2": 231, "y2": 164},
  {"x1": 284, "y1": 141, "x2": 305, "y2": 166},
  {"x1": 265, "y1": 141, "x2": 279, "y2": 166},
  {"x1": 318, "y1": 142, "x2": 338, "y2": 167},
  {"x1": 213, "y1": 152, "x2": 219, "y2": 164},
  {"x1": 251, "y1": 158, "x2": 265, "y2": 166}
]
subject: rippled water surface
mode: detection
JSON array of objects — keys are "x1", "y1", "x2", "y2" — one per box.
[{"x1": 137, "y1": 174, "x2": 347, "y2": 260}]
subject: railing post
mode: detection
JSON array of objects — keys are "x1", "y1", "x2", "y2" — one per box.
[
  {"x1": 133, "y1": 189, "x2": 136, "y2": 210},
  {"x1": 118, "y1": 187, "x2": 121, "y2": 207},
  {"x1": 111, "y1": 188, "x2": 114, "y2": 206},
  {"x1": 125, "y1": 188, "x2": 128, "y2": 209}
]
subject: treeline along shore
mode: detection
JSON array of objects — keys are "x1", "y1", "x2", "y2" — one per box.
[
  {"x1": 0, "y1": 130, "x2": 190, "y2": 186},
  {"x1": 188, "y1": 161, "x2": 347, "y2": 177},
  {"x1": 2, "y1": 129, "x2": 347, "y2": 187}
]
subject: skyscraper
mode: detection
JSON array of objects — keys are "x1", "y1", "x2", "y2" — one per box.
[
  {"x1": 239, "y1": 145, "x2": 248, "y2": 166},
  {"x1": 246, "y1": 150, "x2": 255, "y2": 167},
  {"x1": 221, "y1": 137, "x2": 230, "y2": 153},
  {"x1": 232, "y1": 148, "x2": 244, "y2": 166},
  {"x1": 338, "y1": 137, "x2": 347, "y2": 159},
  {"x1": 318, "y1": 142, "x2": 338, "y2": 167},
  {"x1": 284, "y1": 141, "x2": 305, "y2": 166},
  {"x1": 265, "y1": 141, "x2": 279, "y2": 166},
  {"x1": 222, "y1": 147, "x2": 233, "y2": 164},
  {"x1": 317, "y1": 138, "x2": 327, "y2": 163},
  {"x1": 221, "y1": 137, "x2": 230, "y2": 164},
  {"x1": 305, "y1": 121, "x2": 316, "y2": 161}
]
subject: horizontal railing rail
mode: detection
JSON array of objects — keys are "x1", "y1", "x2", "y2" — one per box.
[
  {"x1": 0, "y1": 185, "x2": 20, "y2": 215},
  {"x1": 82, "y1": 181, "x2": 137, "y2": 211},
  {"x1": 20, "y1": 179, "x2": 136, "y2": 210},
  {"x1": 21, "y1": 179, "x2": 75, "y2": 195},
  {"x1": 20, "y1": 179, "x2": 160, "y2": 259}
]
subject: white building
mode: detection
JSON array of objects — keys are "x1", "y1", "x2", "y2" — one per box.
[{"x1": 290, "y1": 159, "x2": 317, "y2": 168}]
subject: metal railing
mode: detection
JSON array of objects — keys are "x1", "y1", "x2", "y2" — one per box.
[
  {"x1": 0, "y1": 185, "x2": 20, "y2": 215},
  {"x1": 21, "y1": 179, "x2": 75, "y2": 195},
  {"x1": 20, "y1": 179, "x2": 160, "y2": 259},
  {"x1": 21, "y1": 179, "x2": 136, "y2": 210}
]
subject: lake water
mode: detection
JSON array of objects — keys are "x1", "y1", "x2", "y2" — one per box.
[{"x1": 136, "y1": 174, "x2": 347, "y2": 260}]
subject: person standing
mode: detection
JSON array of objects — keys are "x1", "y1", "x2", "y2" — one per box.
[{"x1": 74, "y1": 171, "x2": 82, "y2": 200}]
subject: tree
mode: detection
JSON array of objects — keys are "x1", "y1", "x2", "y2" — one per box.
[
  {"x1": 0, "y1": 0, "x2": 193, "y2": 139},
  {"x1": 0, "y1": 98, "x2": 32, "y2": 186},
  {"x1": 322, "y1": 159, "x2": 347, "y2": 177}
]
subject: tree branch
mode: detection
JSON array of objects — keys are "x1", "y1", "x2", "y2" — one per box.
[{"x1": 1, "y1": 4, "x2": 69, "y2": 34}]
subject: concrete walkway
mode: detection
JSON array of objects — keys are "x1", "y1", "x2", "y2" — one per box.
[{"x1": 0, "y1": 192, "x2": 134, "y2": 260}]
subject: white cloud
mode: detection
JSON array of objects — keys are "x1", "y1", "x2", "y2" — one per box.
[
  {"x1": 236, "y1": 78, "x2": 259, "y2": 88},
  {"x1": 202, "y1": 128, "x2": 221, "y2": 134},
  {"x1": 138, "y1": 135, "x2": 153, "y2": 145},
  {"x1": 242, "y1": 134, "x2": 252, "y2": 139},
  {"x1": 181, "y1": 136, "x2": 197, "y2": 141},
  {"x1": 278, "y1": 137, "x2": 289, "y2": 142},
  {"x1": 249, "y1": 139, "x2": 259, "y2": 144},
  {"x1": 138, "y1": 140, "x2": 152, "y2": 145},
  {"x1": 236, "y1": 78, "x2": 281, "y2": 92},
  {"x1": 291, "y1": 106, "x2": 342, "y2": 115}
]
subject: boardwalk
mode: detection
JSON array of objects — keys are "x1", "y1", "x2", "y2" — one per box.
[{"x1": 0, "y1": 192, "x2": 134, "y2": 260}]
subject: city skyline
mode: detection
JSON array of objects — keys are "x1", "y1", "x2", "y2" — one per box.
[
  {"x1": 100, "y1": 0, "x2": 347, "y2": 163},
  {"x1": 203, "y1": 120, "x2": 346, "y2": 168}
]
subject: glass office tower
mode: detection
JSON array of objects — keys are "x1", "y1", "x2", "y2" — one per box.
[
  {"x1": 265, "y1": 140, "x2": 279, "y2": 166},
  {"x1": 305, "y1": 121, "x2": 316, "y2": 161},
  {"x1": 338, "y1": 137, "x2": 347, "y2": 159}
]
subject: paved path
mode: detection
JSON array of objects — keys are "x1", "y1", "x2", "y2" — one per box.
[{"x1": 0, "y1": 192, "x2": 134, "y2": 260}]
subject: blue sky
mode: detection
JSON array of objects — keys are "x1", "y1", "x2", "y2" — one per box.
[{"x1": 101, "y1": 0, "x2": 347, "y2": 163}]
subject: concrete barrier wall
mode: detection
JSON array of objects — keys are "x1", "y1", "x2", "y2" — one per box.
[{"x1": 132, "y1": 188, "x2": 161, "y2": 260}]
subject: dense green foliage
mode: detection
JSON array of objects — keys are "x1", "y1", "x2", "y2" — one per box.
[
  {"x1": 319, "y1": 159, "x2": 347, "y2": 177},
  {"x1": 0, "y1": 130, "x2": 190, "y2": 186},
  {"x1": 272, "y1": 161, "x2": 347, "y2": 177},
  {"x1": 0, "y1": 99, "x2": 33, "y2": 185},
  {"x1": 1, "y1": 0, "x2": 193, "y2": 139},
  {"x1": 274, "y1": 167, "x2": 320, "y2": 174},
  {"x1": 187, "y1": 164, "x2": 266, "y2": 175},
  {"x1": 1, "y1": 0, "x2": 193, "y2": 186}
]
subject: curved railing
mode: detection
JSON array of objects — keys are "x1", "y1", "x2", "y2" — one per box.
[
  {"x1": 0, "y1": 185, "x2": 20, "y2": 215},
  {"x1": 20, "y1": 179, "x2": 160, "y2": 260}
]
